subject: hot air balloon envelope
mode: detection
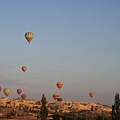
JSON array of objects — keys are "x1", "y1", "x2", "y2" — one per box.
[
  {"x1": 53, "y1": 93, "x2": 59, "y2": 100},
  {"x1": 25, "y1": 32, "x2": 34, "y2": 44},
  {"x1": 22, "y1": 66, "x2": 27, "y2": 72},
  {"x1": 89, "y1": 92, "x2": 94, "y2": 98},
  {"x1": 57, "y1": 98, "x2": 63, "y2": 101},
  {"x1": 0, "y1": 86, "x2": 2, "y2": 92},
  {"x1": 56, "y1": 82, "x2": 63, "y2": 89},
  {"x1": 17, "y1": 89, "x2": 22, "y2": 95},
  {"x1": 3, "y1": 88, "x2": 10, "y2": 96},
  {"x1": 21, "y1": 94, "x2": 27, "y2": 100}
]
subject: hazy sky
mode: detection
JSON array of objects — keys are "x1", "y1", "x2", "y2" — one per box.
[{"x1": 0, "y1": 0, "x2": 120, "y2": 106}]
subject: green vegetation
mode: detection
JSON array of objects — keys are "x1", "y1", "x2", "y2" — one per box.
[
  {"x1": 6, "y1": 113, "x2": 11, "y2": 120},
  {"x1": 112, "y1": 93, "x2": 120, "y2": 120},
  {"x1": 6, "y1": 108, "x2": 16, "y2": 120},
  {"x1": 39, "y1": 93, "x2": 48, "y2": 120},
  {"x1": 52, "y1": 114, "x2": 60, "y2": 120}
]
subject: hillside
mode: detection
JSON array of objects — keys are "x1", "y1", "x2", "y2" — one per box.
[{"x1": 0, "y1": 97, "x2": 112, "y2": 120}]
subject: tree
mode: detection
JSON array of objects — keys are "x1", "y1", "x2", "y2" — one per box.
[
  {"x1": 39, "y1": 93, "x2": 48, "y2": 120},
  {"x1": 114, "y1": 93, "x2": 120, "y2": 114},
  {"x1": 112, "y1": 93, "x2": 120, "y2": 120},
  {"x1": 52, "y1": 114, "x2": 60, "y2": 120},
  {"x1": 6, "y1": 113, "x2": 11, "y2": 120}
]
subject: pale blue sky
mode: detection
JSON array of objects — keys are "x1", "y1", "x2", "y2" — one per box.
[{"x1": 0, "y1": 0, "x2": 120, "y2": 106}]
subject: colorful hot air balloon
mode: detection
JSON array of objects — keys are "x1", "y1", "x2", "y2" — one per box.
[
  {"x1": 53, "y1": 93, "x2": 59, "y2": 100},
  {"x1": 0, "y1": 86, "x2": 2, "y2": 92},
  {"x1": 17, "y1": 89, "x2": 22, "y2": 95},
  {"x1": 3, "y1": 88, "x2": 10, "y2": 96},
  {"x1": 22, "y1": 66, "x2": 27, "y2": 72},
  {"x1": 21, "y1": 94, "x2": 27, "y2": 100},
  {"x1": 89, "y1": 92, "x2": 94, "y2": 98},
  {"x1": 25, "y1": 32, "x2": 34, "y2": 44},
  {"x1": 56, "y1": 82, "x2": 63, "y2": 89}
]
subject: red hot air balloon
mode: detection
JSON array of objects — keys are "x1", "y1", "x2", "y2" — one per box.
[
  {"x1": 56, "y1": 82, "x2": 63, "y2": 89},
  {"x1": 53, "y1": 93, "x2": 59, "y2": 100},
  {"x1": 21, "y1": 94, "x2": 27, "y2": 100},
  {"x1": 89, "y1": 92, "x2": 94, "y2": 98},
  {"x1": 0, "y1": 86, "x2": 2, "y2": 92},
  {"x1": 17, "y1": 89, "x2": 22, "y2": 95},
  {"x1": 22, "y1": 66, "x2": 27, "y2": 72}
]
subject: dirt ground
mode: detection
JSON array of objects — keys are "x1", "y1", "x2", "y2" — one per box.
[
  {"x1": 0, "y1": 107, "x2": 38, "y2": 120},
  {"x1": 0, "y1": 107, "x2": 112, "y2": 120}
]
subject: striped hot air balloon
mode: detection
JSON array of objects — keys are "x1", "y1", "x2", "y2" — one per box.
[
  {"x1": 25, "y1": 32, "x2": 34, "y2": 44},
  {"x1": 53, "y1": 93, "x2": 59, "y2": 100}
]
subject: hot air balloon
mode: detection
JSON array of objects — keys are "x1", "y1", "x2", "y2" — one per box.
[
  {"x1": 57, "y1": 98, "x2": 63, "y2": 102},
  {"x1": 17, "y1": 89, "x2": 22, "y2": 95},
  {"x1": 89, "y1": 92, "x2": 94, "y2": 98},
  {"x1": 53, "y1": 93, "x2": 59, "y2": 100},
  {"x1": 56, "y1": 82, "x2": 63, "y2": 89},
  {"x1": 3, "y1": 88, "x2": 10, "y2": 96},
  {"x1": 0, "y1": 86, "x2": 2, "y2": 92},
  {"x1": 21, "y1": 94, "x2": 27, "y2": 100},
  {"x1": 22, "y1": 66, "x2": 27, "y2": 72},
  {"x1": 25, "y1": 32, "x2": 34, "y2": 44}
]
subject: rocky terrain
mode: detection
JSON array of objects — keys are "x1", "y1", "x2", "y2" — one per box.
[{"x1": 0, "y1": 97, "x2": 112, "y2": 119}]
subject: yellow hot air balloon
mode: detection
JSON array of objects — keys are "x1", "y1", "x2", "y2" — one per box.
[
  {"x1": 25, "y1": 32, "x2": 34, "y2": 44},
  {"x1": 3, "y1": 88, "x2": 10, "y2": 96}
]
